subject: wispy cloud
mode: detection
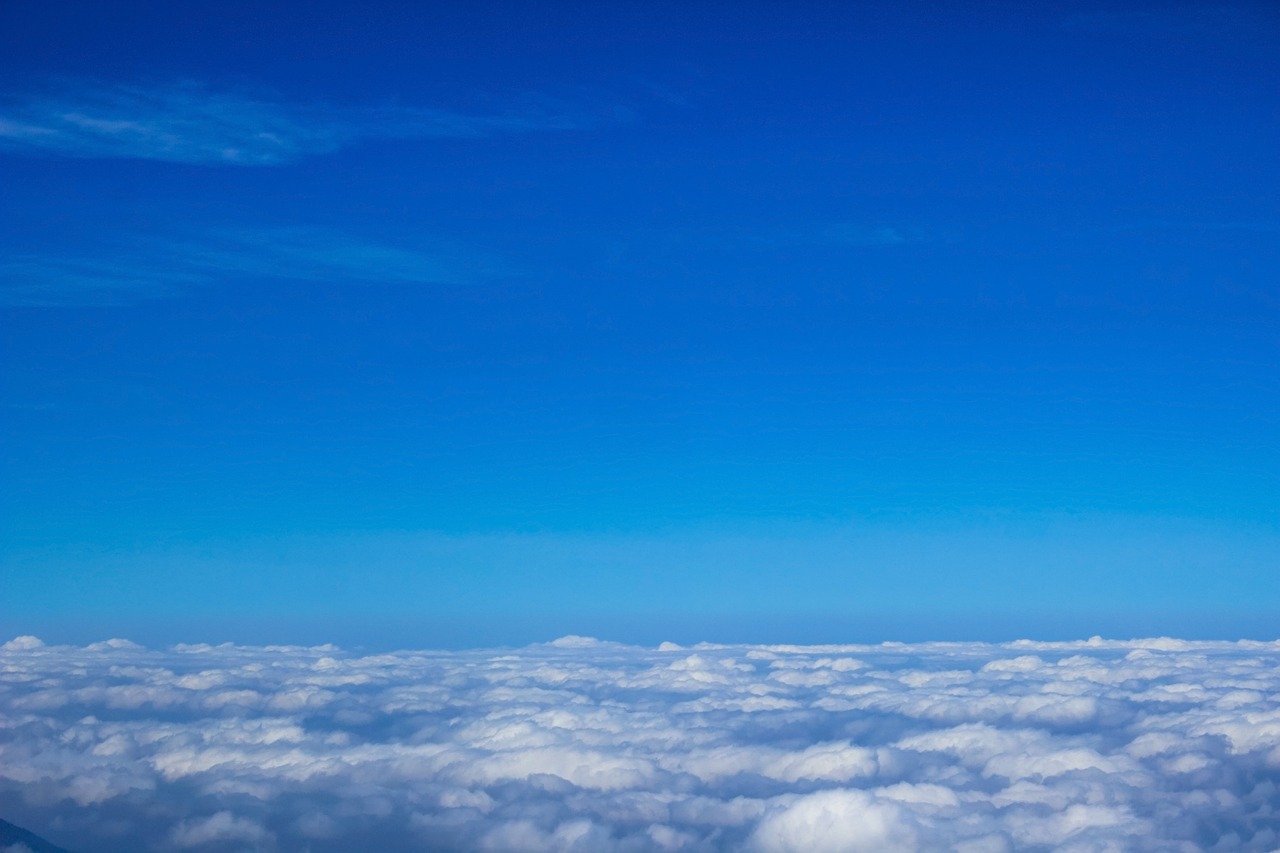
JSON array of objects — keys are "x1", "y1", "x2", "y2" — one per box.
[
  {"x1": 1111, "y1": 219, "x2": 1280, "y2": 235},
  {"x1": 820, "y1": 222, "x2": 910, "y2": 246},
  {"x1": 2, "y1": 636, "x2": 1280, "y2": 851},
  {"x1": 0, "y1": 227, "x2": 502, "y2": 305},
  {"x1": 0, "y1": 80, "x2": 594, "y2": 165}
]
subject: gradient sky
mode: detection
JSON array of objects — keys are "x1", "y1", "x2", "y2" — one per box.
[{"x1": 2, "y1": 0, "x2": 1278, "y2": 647}]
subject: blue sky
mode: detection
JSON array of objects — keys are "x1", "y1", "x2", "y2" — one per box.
[{"x1": 2, "y1": 0, "x2": 1278, "y2": 646}]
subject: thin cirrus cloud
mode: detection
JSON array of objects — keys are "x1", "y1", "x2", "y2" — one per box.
[
  {"x1": 0, "y1": 80, "x2": 594, "y2": 165},
  {"x1": 2, "y1": 635, "x2": 1279, "y2": 852},
  {"x1": 0, "y1": 227, "x2": 502, "y2": 305},
  {"x1": 820, "y1": 223, "x2": 910, "y2": 246}
]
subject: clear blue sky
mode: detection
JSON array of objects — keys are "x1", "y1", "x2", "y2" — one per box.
[{"x1": 2, "y1": 0, "x2": 1277, "y2": 647}]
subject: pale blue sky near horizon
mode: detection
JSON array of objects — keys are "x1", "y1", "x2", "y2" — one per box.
[{"x1": 2, "y1": 0, "x2": 1278, "y2": 646}]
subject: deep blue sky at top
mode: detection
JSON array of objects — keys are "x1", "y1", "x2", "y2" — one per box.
[{"x1": 1, "y1": 1, "x2": 1278, "y2": 645}]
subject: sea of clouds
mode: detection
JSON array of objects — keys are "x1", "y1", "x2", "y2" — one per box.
[{"x1": 2, "y1": 634, "x2": 1280, "y2": 852}]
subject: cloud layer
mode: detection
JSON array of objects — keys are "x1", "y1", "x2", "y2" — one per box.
[
  {"x1": 2, "y1": 635, "x2": 1279, "y2": 852},
  {"x1": 0, "y1": 80, "x2": 588, "y2": 165}
]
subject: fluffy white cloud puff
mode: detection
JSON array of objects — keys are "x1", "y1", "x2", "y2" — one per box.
[{"x1": 2, "y1": 634, "x2": 1280, "y2": 852}]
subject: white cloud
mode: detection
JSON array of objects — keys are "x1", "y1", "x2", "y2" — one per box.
[
  {"x1": 0, "y1": 636, "x2": 43, "y2": 650},
  {"x1": 170, "y1": 811, "x2": 271, "y2": 849},
  {"x1": 2, "y1": 635, "x2": 1280, "y2": 851},
  {"x1": 748, "y1": 789, "x2": 918, "y2": 853},
  {"x1": 0, "y1": 80, "x2": 589, "y2": 165}
]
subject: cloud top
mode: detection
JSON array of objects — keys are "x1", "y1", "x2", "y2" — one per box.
[{"x1": 2, "y1": 635, "x2": 1279, "y2": 851}]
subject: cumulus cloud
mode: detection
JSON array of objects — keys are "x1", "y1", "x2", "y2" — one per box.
[
  {"x1": 2, "y1": 636, "x2": 1280, "y2": 851},
  {"x1": 0, "y1": 80, "x2": 591, "y2": 165}
]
